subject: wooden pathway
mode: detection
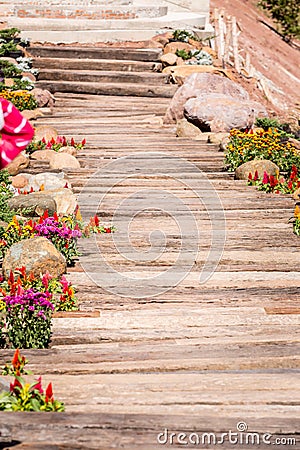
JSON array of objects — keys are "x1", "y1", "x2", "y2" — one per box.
[{"x1": 1, "y1": 91, "x2": 300, "y2": 448}]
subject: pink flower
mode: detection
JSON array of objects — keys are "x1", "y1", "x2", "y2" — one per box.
[{"x1": 262, "y1": 171, "x2": 269, "y2": 184}]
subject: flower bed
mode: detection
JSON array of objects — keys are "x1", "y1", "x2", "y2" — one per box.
[
  {"x1": 26, "y1": 136, "x2": 86, "y2": 154},
  {"x1": 0, "y1": 211, "x2": 115, "y2": 265},
  {"x1": 0, "y1": 267, "x2": 78, "y2": 348},
  {"x1": 248, "y1": 165, "x2": 300, "y2": 194},
  {"x1": 224, "y1": 128, "x2": 300, "y2": 174},
  {"x1": 0, "y1": 89, "x2": 37, "y2": 111},
  {"x1": 0, "y1": 349, "x2": 64, "y2": 411}
]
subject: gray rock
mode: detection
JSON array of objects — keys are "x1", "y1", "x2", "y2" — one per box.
[
  {"x1": 184, "y1": 93, "x2": 267, "y2": 132},
  {"x1": 8, "y1": 193, "x2": 57, "y2": 217},
  {"x1": 3, "y1": 237, "x2": 66, "y2": 279},
  {"x1": 164, "y1": 72, "x2": 249, "y2": 124},
  {"x1": 235, "y1": 160, "x2": 279, "y2": 180}
]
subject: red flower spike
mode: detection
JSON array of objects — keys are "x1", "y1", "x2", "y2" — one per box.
[
  {"x1": 262, "y1": 172, "x2": 269, "y2": 184},
  {"x1": 81, "y1": 138, "x2": 86, "y2": 146},
  {"x1": 9, "y1": 271, "x2": 14, "y2": 285},
  {"x1": 53, "y1": 212, "x2": 59, "y2": 222},
  {"x1": 70, "y1": 138, "x2": 75, "y2": 146},
  {"x1": 253, "y1": 170, "x2": 259, "y2": 181},
  {"x1": 45, "y1": 382, "x2": 54, "y2": 403},
  {"x1": 248, "y1": 172, "x2": 252, "y2": 181},
  {"x1": 33, "y1": 376, "x2": 44, "y2": 395},
  {"x1": 12, "y1": 349, "x2": 20, "y2": 370},
  {"x1": 94, "y1": 215, "x2": 99, "y2": 227},
  {"x1": 64, "y1": 183, "x2": 68, "y2": 189}
]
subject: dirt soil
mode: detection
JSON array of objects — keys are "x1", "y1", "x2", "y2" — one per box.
[{"x1": 210, "y1": 0, "x2": 300, "y2": 120}]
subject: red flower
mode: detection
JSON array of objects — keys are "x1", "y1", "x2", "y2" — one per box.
[
  {"x1": 105, "y1": 227, "x2": 112, "y2": 233},
  {"x1": 253, "y1": 170, "x2": 259, "y2": 181},
  {"x1": 269, "y1": 175, "x2": 278, "y2": 188},
  {"x1": 262, "y1": 172, "x2": 269, "y2": 184},
  {"x1": 70, "y1": 138, "x2": 75, "y2": 146},
  {"x1": 53, "y1": 212, "x2": 59, "y2": 222},
  {"x1": 248, "y1": 172, "x2": 252, "y2": 181},
  {"x1": 45, "y1": 382, "x2": 54, "y2": 403},
  {"x1": 11, "y1": 349, "x2": 20, "y2": 370},
  {"x1": 10, "y1": 376, "x2": 22, "y2": 394},
  {"x1": 94, "y1": 215, "x2": 99, "y2": 227},
  {"x1": 81, "y1": 138, "x2": 86, "y2": 146},
  {"x1": 9, "y1": 271, "x2": 15, "y2": 285},
  {"x1": 32, "y1": 376, "x2": 44, "y2": 395}
]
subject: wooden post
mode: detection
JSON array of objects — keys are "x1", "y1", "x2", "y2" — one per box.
[
  {"x1": 245, "y1": 52, "x2": 251, "y2": 74},
  {"x1": 231, "y1": 16, "x2": 241, "y2": 73},
  {"x1": 224, "y1": 15, "x2": 232, "y2": 65},
  {"x1": 218, "y1": 9, "x2": 225, "y2": 61},
  {"x1": 214, "y1": 8, "x2": 220, "y2": 59}
]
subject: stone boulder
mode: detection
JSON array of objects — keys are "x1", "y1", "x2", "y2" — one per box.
[
  {"x1": 58, "y1": 146, "x2": 78, "y2": 156},
  {"x1": 164, "y1": 41, "x2": 195, "y2": 55},
  {"x1": 31, "y1": 88, "x2": 55, "y2": 108},
  {"x1": 34, "y1": 125, "x2": 58, "y2": 142},
  {"x1": 22, "y1": 72, "x2": 36, "y2": 82},
  {"x1": 160, "y1": 53, "x2": 178, "y2": 66},
  {"x1": 49, "y1": 153, "x2": 80, "y2": 170},
  {"x1": 8, "y1": 193, "x2": 57, "y2": 217},
  {"x1": 23, "y1": 172, "x2": 71, "y2": 192},
  {"x1": 164, "y1": 73, "x2": 249, "y2": 124},
  {"x1": 36, "y1": 188, "x2": 77, "y2": 215},
  {"x1": 207, "y1": 132, "x2": 230, "y2": 145},
  {"x1": 21, "y1": 109, "x2": 44, "y2": 121},
  {"x1": 235, "y1": 160, "x2": 279, "y2": 180},
  {"x1": 293, "y1": 188, "x2": 300, "y2": 201},
  {"x1": 184, "y1": 93, "x2": 267, "y2": 132},
  {"x1": 6, "y1": 154, "x2": 29, "y2": 176},
  {"x1": 3, "y1": 237, "x2": 66, "y2": 279},
  {"x1": 30, "y1": 150, "x2": 57, "y2": 162},
  {"x1": 11, "y1": 174, "x2": 29, "y2": 189},
  {"x1": 176, "y1": 118, "x2": 202, "y2": 139}
]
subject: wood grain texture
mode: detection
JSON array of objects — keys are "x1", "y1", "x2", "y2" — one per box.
[{"x1": 1, "y1": 52, "x2": 299, "y2": 447}]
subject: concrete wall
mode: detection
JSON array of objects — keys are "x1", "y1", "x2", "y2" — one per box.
[{"x1": 134, "y1": 0, "x2": 210, "y2": 14}]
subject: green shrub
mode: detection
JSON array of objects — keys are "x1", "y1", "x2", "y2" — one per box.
[{"x1": 258, "y1": 0, "x2": 300, "y2": 40}]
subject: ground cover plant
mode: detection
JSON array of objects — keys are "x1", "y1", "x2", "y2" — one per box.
[{"x1": 26, "y1": 136, "x2": 86, "y2": 154}]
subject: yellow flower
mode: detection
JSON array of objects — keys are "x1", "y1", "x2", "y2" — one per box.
[{"x1": 294, "y1": 205, "x2": 300, "y2": 219}]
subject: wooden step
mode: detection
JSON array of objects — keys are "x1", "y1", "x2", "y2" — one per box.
[
  {"x1": 36, "y1": 80, "x2": 178, "y2": 97},
  {"x1": 33, "y1": 57, "x2": 161, "y2": 72},
  {"x1": 38, "y1": 68, "x2": 168, "y2": 85},
  {"x1": 29, "y1": 45, "x2": 162, "y2": 61}
]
